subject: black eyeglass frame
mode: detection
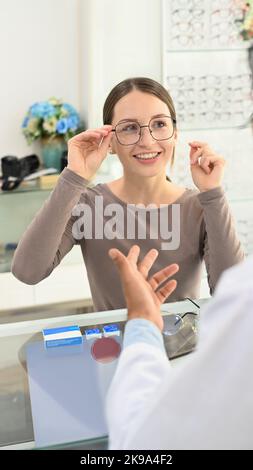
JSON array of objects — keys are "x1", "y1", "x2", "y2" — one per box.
[{"x1": 111, "y1": 116, "x2": 177, "y2": 146}]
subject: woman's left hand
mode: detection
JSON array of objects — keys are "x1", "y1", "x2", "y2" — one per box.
[{"x1": 189, "y1": 141, "x2": 226, "y2": 192}]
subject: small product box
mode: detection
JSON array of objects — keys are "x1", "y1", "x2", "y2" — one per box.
[
  {"x1": 84, "y1": 328, "x2": 102, "y2": 340},
  {"x1": 42, "y1": 325, "x2": 82, "y2": 349},
  {"x1": 103, "y1": 324, "x2": 120, "y2": 337}
]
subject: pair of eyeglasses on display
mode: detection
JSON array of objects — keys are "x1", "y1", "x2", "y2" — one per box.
[
  {"x1": 161, "y1": 298, "x2": 200, "y2": 336},
  {"x1": 211, "y1": 32, "x2": 241, "y2": 46},
  {"x1": 211, "y1": 7, "x2": 239, "y2": 23},
  {"x1": 177, "y1": 112, "x2": 196, "y2": 124},
  {"x1": 171, "y1": 0, "x2": 203, "y2": 8},
  {"x1": 167, "y1": 75, "x2": 196, "y2": 89},
  {"x1": 199, "y1": 110, "x2": 242, "y2": 123},
  {"x1": 160, "y1": 300, "x2": 201, "y2": 359},
  {"x1": 111, "y1": 116, "x2": 176, "y2": 146},
  {"x1": 199, "y1": 88, "x2": 223, "y2": 100},
  {"x1": 168, "y1": 74, "x2": 251, "y2": 91},
  {"x1": 199, "y1": 100, "x2": 249, "y2": 115},
  {"x1": 171, "y1": 34, "x2": 205, "y2": 48},
  {"x1": 171, "y1": 21, "x2": 204, "y2": 35},
  {"x1": 173, "y1": 88, "x2": 196, "y2": 102},
  {"x1": 176, "y1": 101, "x2": 195, "y2": 113},
  {"x1": 171, "y1": 8, "x2": 205, "y2": 22},
  {"x1": 199, "y1": 75, "x2": 222, "y2": 87}
]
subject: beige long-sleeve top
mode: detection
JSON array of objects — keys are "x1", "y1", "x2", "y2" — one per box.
[{"x1": 11, "y1": 168, "x2": 244, "y2": 311}]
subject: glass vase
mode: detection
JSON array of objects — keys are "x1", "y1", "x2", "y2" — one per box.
[{"x1": 41, "y1": 136, "x2": 67, "y2": 172}]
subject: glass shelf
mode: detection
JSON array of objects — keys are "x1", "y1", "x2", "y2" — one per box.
[
  {"x1": 0, "y1": 181, "x2": 55, "y2": 196},
  {"x1": 0, "y1": 186, "x2": 52, "y2": 248}
]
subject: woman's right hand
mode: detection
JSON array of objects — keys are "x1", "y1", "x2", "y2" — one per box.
[{"x1": 67, "y1": 125, "x2": 113, "y2": 180}]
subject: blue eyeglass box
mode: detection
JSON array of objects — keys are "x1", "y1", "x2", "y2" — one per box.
[
  {"x1": 42, "y1": 325, "x2": 82, "y2": 349},
  {"x1": 103, "y1": 324, "x2": 120, "y2": 337},
  {"x1": 84, "y1": 328, "x2": 102, "y2": 340}
]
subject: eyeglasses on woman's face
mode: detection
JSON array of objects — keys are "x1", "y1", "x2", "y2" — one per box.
[{"x1": 112, "y1": 115, "x2": 177, "y2": 146}]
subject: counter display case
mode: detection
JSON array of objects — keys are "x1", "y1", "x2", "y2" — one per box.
[{"x1": 0, "y1": 299, "x2": 205, "y2": 450}]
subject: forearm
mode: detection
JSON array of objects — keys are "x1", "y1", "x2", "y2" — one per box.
[
  {"x1": 107, "y1": 318, "x2": 170, "y2": 449},
  {"x1": 199, "y1": 187, "x2": 244, "y2": 292},
  {"x1": 11, "y1": 168, "x2": 88, "y2": 284}
]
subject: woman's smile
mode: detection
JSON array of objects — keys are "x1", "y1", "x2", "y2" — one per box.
[{"x1": 132, "y1": 151, "x2": 162, "y2": 164}]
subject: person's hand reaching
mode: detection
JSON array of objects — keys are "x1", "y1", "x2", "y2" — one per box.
[{"x1": 109, "y1": 245, "x2": 179, "y2": 331}]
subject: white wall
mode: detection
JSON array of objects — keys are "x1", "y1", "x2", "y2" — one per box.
[
  {"x1": 0, "y1": 0, "x2": 81, "y2": 158},
  {"x1": 80, "y1": 0, "x2": 162, "y2": 127},
  {"x1": 0, "y1": 0, "x2": 162, "y2": 160}
]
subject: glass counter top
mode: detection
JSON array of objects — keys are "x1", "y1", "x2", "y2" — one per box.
[
  {"x1": 0, "y1": 185, "x2": 52, "y2": 195},
  {"x1": 0, "y1": 298, "x2": 208, "y2": 450}
]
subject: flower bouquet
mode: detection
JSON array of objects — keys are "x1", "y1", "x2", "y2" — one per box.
[
  {"x1": 22, "y1": 98, "x2": 83, "y2": 171},
  {"x1": 22, "y1": 97, "x2": 82, "y2": 144}
]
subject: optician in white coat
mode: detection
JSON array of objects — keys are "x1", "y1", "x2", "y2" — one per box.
[{"x1": 106, "y1": 245, "x2": 253, "y2": 450}]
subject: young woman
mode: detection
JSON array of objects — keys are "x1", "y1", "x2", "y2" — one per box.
[{"x1": 12, "y1": 77, "x2": 244, "y2": 311}]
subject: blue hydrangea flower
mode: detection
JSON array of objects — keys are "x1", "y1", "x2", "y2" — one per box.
[
  {"x1": 62, "y1": 103, "x2": 78, "y2": 115},
  {"x1": 30, "y1": 102, "x2": 56, "y2": 119},
  {"x1": 56, "y1": 118, "x2": 69, "y2": 134},
  {"x1": 67, "y1": 115, "x2": 80, "y2": 131},
  {"x1": 22, "y1": 98, "x2": 81, "y2": 143}
]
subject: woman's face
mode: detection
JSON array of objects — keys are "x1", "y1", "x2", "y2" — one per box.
[{"x1": 110, "y1": 90, "x2": 177, "y2": 178}]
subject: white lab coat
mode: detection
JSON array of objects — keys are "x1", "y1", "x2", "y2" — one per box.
[{"x1": 106, "y1": 256, "x2": 253, "y2": 449}]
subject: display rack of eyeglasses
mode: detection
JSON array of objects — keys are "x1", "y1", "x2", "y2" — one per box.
[
  {"x1": 162, "y1": 0, "x2": 252, "y2": 131},
  {"x1": 166, "y1": 73, "x2": 252, "y2": 130},
  {"x1": 162, "y1": 0, "x2": 253, "y2": 258},
  {"x1": 164, "y1": 0, "x2": 250, "y2": 51}
]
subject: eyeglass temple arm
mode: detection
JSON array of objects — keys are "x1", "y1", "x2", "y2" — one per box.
[
  {"x1": 174, "y1": 311, "x2": 198, "y2": 326},
  {"x1": 173, "y1": 297, "x2": 200, "y2": 326},
  {"x1": 181, "y1": 311, "x2": 199, "y2": 319},
  {"x1": 184, "y1": 297, "x2": 200, "y2": 309}
]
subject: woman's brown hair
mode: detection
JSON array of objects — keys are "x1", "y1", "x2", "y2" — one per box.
[{"x1": 103, "y1": 77, "x2": 177, "y2": 173}]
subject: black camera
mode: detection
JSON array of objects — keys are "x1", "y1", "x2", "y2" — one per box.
[{"x1": 1, "y1": 154, "x2": 40, "y2": 191}]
